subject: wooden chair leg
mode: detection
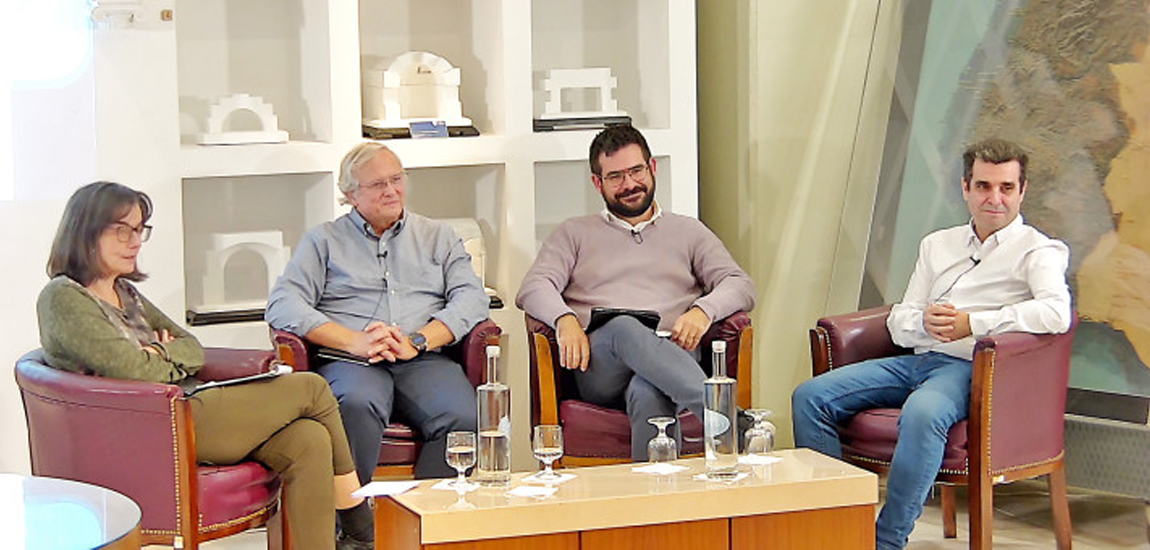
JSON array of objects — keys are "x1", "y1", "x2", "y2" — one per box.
[
  {"x1": 970, "y1": 472, "x2": 994, "y2": 550},
  {"x1": 268, "y1": 485, "x2": 293, "y2": 550},
  {"x1": 268, "y1": 509, "x2": 286, "y2": 550},
  {"x1": 1048, "y1": 461, "x2": 1072, "y2": 550},
  {"x1": 941, "y1": 484, "x2": 958, "y2": 538}
]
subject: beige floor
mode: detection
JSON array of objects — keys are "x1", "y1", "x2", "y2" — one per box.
[
  {"x1": 908, "y1": 481, "x2": 1149, "y2": 549},
  {"x1": 188, "y1": 480, "x2": 1148, "y2": 549}
]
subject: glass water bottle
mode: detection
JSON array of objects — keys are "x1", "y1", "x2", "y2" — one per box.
[
  {"x1": 704, "y1": 340, "x2": 739, "y2": 479},
  {"x1": 475, "y1": 344, "x2": 511, "y2": 486}
]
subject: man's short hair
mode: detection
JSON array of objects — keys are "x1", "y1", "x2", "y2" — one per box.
[
  {"x1": 962, "y1": 138, "x2": 1029, "y2": 188},
  {"x1": 589, "y1": 125, "x2": 652, "y2": 176},
  {"x1": 338, "y1": 142, "x2": 401, "y2": 205}
]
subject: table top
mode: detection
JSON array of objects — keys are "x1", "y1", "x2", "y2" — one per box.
[
  {"x1": 383, "y1": 448, "x2": 878, "y2": 544},
  {"x1": 0, "y1": 473, "x2": 142, "y2": 549}
]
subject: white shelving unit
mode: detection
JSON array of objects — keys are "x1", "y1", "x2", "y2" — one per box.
[{"x1": 97, "y1": 0, "x2": 697, "y2": 470}]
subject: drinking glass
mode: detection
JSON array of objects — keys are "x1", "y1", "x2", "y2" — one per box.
[
  {"x1": 446, "y1": 431, "x2": 477, "y2": 489},
  {"x1": 647, "y1": 416, "x2": 677, "y2": 463},
  {"x1": 743, "y1": 409, "x2": 776, "y2": 457},
  {"x1": 532, "y1": 425, "x2": 564, "y2": 481}
]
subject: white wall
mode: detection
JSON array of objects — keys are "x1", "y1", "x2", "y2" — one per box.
[
  {"x1": 0, "y1": 12, "x2": 99, "y2": 473},
  {"x1": 0, "y1": 6, "x2": 181, "y2": 473}
]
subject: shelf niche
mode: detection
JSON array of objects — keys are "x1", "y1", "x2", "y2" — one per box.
[
  {"x1": 175, "y1": 0, "x2": 334, "y2": 145},
  {"x1": 403, "y1": 164, "x2": 505, "y2": 294},
  {"x1": 359, "y1": 0, "x2": 505, "y2": 136},
  {"x1": 181, "y1": 173, "x2": 334, "y2": 314},
  {"x1": 531, "y1": 0, "x2": 670, "y2": 130}
]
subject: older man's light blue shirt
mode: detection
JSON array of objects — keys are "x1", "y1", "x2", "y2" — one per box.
[{"x1": 266, "y1": 208, "x2": 488, "y2": 343}]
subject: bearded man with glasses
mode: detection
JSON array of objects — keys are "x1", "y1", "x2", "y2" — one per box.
[{"x1": 516, "y1": 125, "x2": 756, "y2": 460}]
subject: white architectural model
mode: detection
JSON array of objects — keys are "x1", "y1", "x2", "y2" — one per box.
[
  {"x1": 537, "y1": 68, "x2": 628, "y2": 120},
  {"x1": 363, "y1": 51, "x2": 473, "y2": 129},
  {"x1": 440, "y1": 218, "x2": 488, "y2": 290},
  {"x1": 199, "y1": 231, "x2": 291, "y2": 311},
  {"x1": 197, "y1": 93, "x2": 290, "y2": 145}
]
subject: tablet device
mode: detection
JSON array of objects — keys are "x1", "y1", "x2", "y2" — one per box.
[
  {"x1": 179, "y1": 362, "x2": 293, "y2": 396},
  {"x1": 315, "y1": 346, "x2": 374, "y2": 366},
  {"x1": 586, "y1": 307, "x2": 661, "y2": 333}
]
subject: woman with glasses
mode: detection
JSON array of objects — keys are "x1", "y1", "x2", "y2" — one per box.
[{"x1": 36, "y1": 181, "x2": 375, "y2": 550}]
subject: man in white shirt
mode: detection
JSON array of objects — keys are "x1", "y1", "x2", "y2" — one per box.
[{"x1": 791, "y1": 138, "x2": 1072, "y2": 550}]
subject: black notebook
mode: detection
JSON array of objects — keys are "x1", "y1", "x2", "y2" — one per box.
[
  {"x1": 586, "y1": 307, "x2": 661, "y2": 333},
  {"x1": 315, "y1": 346, "x2": 374, "y2": 366},
  {"x1": 178, "y1": 362, "x2": 293, "y2": 396}
]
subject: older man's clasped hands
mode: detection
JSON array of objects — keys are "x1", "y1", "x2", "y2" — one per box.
[{"x1": 347, "y1": 322, "x2": 420, "y2": 363}]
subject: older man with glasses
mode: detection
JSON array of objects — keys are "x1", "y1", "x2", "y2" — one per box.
[
  {"x1": 516, "y1": 125, "x2": 756, "y2": 460},
  {"x1": 266, "y1": 142, "x2": 488, "y2": 548}
]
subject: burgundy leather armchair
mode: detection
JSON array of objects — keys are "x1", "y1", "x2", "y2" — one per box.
[
  {"x1": 809, "y1": 305, "x2": 1076, "y2": 549},
  {"x1": 272, "y1": 319, "x2": 501, "y2": 478},
  {"x1": 15, "y1": 348, "x2": 289, "y2": 550},
  {"x1": 527, "y1": 312, "x2": 753, "y2": 466}
]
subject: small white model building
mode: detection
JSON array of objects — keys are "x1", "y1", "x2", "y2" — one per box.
[
  {"x1": 363, "y1": 51, "x2": 473, "y2": 129},
  {"x1": 197, "y1": 93, "x2": 290, "y2": 145},
  {"x1": 538, "y1": 68, "x2": 627, "y2": 120},
  {"x1": 199, "y1": 231, "x2": 291, "y2": 311},
  {"x1": 440, "y1": 218, "x2": 490, "y2": 293}
]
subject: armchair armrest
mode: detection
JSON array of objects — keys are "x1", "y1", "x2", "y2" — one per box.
[
  {"x1": 17, "y1": 351, "x2": 182, "y2": 410},
  {"x1": 446, "y1": 319, "x2": 502, "y2": 387},
  {"x1": 526, "y1": 315, "x2": 560, "y2": 426},
  {"x1": 272, "y1": 329, "x2": 313, "y2": 372},
  {"x1": 198, "y1": 348, "x2": 276, "y2": 382},
  {"x1": 810, "y1": 305, "x2": 909, "y2": 375},
  {"x1": 701, "y1": 312, "x2": 754, "y2": 409},
  {"x1": 970, "y1": 315, "x2": 1078, "y2": 476}
]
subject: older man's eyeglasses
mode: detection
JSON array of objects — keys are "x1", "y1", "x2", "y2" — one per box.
[
  {"x1": 600, "y1": 163, "x2": 650, "y2": 187},
  {"x1": 360, "y1": 171, "x2": 407, "y2": 192},
  {"x1": 108, "y1": 222, "x2": 152, "y2": 243}
]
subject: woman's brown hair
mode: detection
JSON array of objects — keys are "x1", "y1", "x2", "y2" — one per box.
[{"x1": 47, "y1": 181, "x2": 153, "y2": 285}]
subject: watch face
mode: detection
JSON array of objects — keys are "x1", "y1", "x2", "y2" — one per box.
[{"x1": 410, "y1": 332, "x2": 428, "y2": 351}]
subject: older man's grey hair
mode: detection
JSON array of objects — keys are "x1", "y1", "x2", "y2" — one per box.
[{"x1": 337, "y1": 142, "x2": 402, "y2": 205}]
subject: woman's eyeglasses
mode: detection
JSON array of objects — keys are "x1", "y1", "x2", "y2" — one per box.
[{"x1": 108, "y1": 222, "x2": 152, "y2": 243}]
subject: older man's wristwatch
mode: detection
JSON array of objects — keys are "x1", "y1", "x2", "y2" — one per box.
[{"x1": 408, "y1": 332, "x2": 428, "y2": 356}]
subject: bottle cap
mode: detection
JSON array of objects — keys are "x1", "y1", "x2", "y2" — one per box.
[
  {"x1": 486, "y1": 345, "x2": 501, "y2": 358},
  {"x1": 712, "y1": 341, "x2": 727, "y2": 354}
]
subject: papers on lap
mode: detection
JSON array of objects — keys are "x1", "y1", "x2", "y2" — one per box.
[{"x1": 353, "y1": 480, "x2": 421, "y2": 498}]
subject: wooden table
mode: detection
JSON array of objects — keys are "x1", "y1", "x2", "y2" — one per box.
[
  {"x1": 0, "y1": 473, "x2": 142, "y2": 549},
  {"x1": 375, "y1": 448, "x2": 877, "y2": 550}
]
